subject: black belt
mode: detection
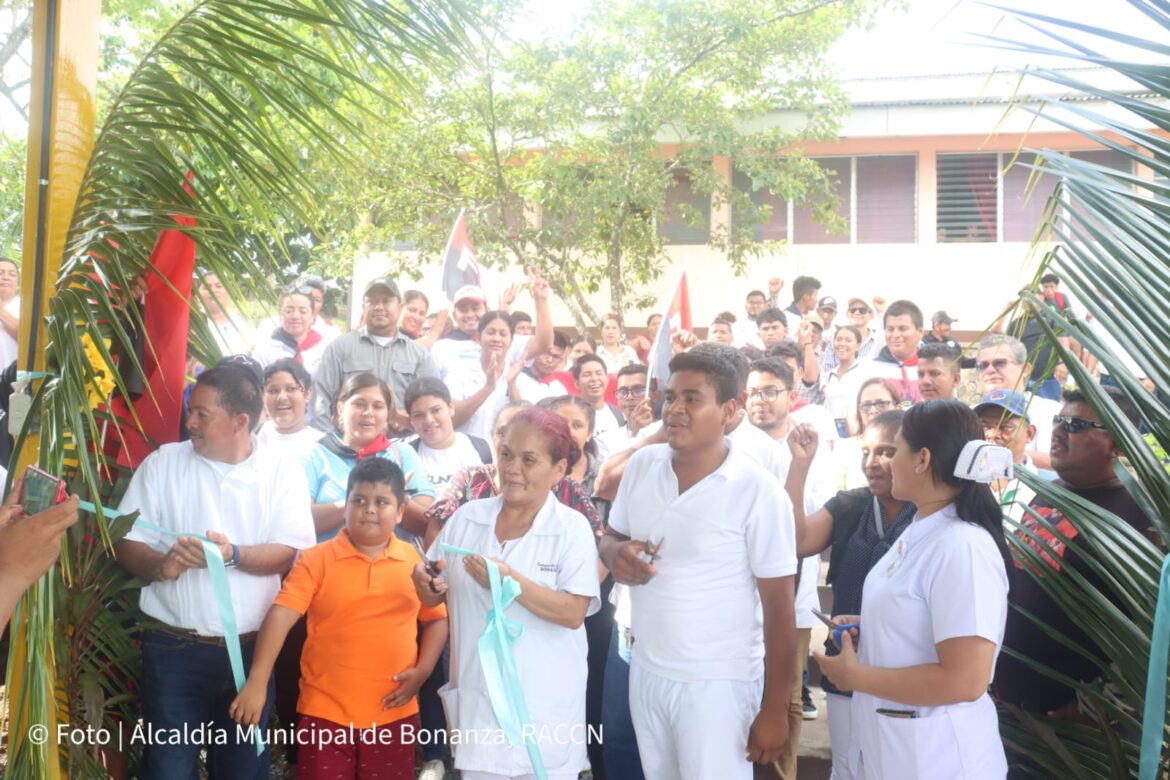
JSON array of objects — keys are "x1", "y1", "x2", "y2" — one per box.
[{"x1": 152, "y1": 625, "x2": 257, "y2": 647}]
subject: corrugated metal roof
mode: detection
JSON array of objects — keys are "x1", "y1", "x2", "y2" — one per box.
[{"x1": 839, "y1": 66, "x2": 1154, "y2": 107}]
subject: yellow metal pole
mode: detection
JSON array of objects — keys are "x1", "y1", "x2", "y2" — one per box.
[{"x1": 6, "y1": 1, "x2": 99, "y2": 777}]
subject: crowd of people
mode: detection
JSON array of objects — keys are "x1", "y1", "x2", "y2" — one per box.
[{"x1": 3, "y1": 263, "x2": 1158, "y2": 780}]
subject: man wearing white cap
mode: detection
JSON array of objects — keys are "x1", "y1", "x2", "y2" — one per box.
[
  {"x1": 311, "y1": 277, "x2": 438, "y2": 431},
  {"x1": 431, "y1": 272, "x2": 553, "y2": 382}
]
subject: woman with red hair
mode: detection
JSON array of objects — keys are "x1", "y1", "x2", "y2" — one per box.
[{"x1": 413, "y1": 407, "x2": 601, "y2": 780}]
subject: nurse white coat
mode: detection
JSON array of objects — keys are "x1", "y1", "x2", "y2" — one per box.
[
  {"x1": 849, "y1": 504, "x2": 1009, "y2": 779},
  {"x1": 430, "y1": 493, "x2": 601, "y2": 777}
]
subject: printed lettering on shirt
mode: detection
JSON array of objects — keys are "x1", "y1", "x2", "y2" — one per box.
[{"x1": 1015, "y1": 505, "x2": 1078, "y2": 573}]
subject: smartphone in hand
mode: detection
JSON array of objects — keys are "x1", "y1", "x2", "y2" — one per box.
[{"x1": 22, "y1": 466, "x2": 67, "y2": 515}]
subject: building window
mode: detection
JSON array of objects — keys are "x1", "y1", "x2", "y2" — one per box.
[
  {"x1": 937, "y1": 153, "x2": 998, "y2": 242},
  {"x1": 793, "y1": 158, "x2": 850, "y2": 244},
  {"x1": 658, "y1": 169, "x2": 710, "y2": 245},
  {"x1": 731, "y1": 168, "x2": 788, "y2": 241},
  {"x1": 857, "y1": 155, "x2": 917, "y2": 243},
  {"x1": 734, "y1": 155, "x2": 917, "y2": 244}
]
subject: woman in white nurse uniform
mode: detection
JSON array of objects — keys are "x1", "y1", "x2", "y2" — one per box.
[
  {"x1": 413, "y1": 406, "x2": 601, "y2": 780},
  {"x1": 815, "y1": 400, "x2": 1012, "y2": 779}
]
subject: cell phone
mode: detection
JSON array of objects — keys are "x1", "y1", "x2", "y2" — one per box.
[
  {"x1": 22, "y1": 466, "x2": 67, "y2": 515},
  {"x1": 834, "y1": 418, "x2": 850, "y2": 439}
]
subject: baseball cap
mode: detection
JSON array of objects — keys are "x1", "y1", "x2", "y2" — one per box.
[
  {"x1": 801, "y1": 314, "x2": 825, "y2": 332},
  {"x1": 817, "y1": 296, "x2": 838, "y2": 312},
  {"x1": 973, "y1": 389, "x2": 1030, "y2": 422},
  {"x1": 363, "y1": 277, "x2": 400, "y2": 299},
  {"x1": 453, "y1": 285, "x2": 487, "y2": 306},
  {"x1": 846, "y1": 297, "x2": 870, "y2": 310},
  {"x1": 933, "y1": 310, "x2": 957, "y2": 324}
]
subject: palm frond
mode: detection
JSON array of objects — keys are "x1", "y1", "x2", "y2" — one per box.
[
  {"x1": 992, "y1": 3, "x2": 1170, "y2": 777},
  {"x1": 6, "y1": 2, "x2": 474, "y2": 776}
]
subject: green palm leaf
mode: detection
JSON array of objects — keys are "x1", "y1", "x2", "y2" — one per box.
[
  {"x1": 6, "y1": 2, "x2": 473, "y2": 776},
  {"x1": 992, "y1": 2, "x2": 1170, "y2": 777}
]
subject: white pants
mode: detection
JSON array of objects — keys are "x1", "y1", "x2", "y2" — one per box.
[
  {"x1": 828, "y1": 692, "x2": 855, "y2": 780},
  {"x1": 629, "y1": 661, "x2": 763, "y2": 780}
]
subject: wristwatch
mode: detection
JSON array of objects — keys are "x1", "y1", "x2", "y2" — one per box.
[{"x1": 225, "y1": 543, "x2": 240, "y2": 568}]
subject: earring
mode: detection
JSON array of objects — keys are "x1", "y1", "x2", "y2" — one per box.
[{"x1": 914, "y1": 466, "x2": 923, "y2": 474}]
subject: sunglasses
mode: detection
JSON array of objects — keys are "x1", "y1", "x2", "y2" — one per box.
[
  {"x1": 1053, "y1": 415, "x2": 1107, "y2": 434},
  {"x1": 848, "y1": 307, "x2": 870, "y2": 315},
  {"x1": 976, "y1": 358, "x2": 1014, "y2": 374}
]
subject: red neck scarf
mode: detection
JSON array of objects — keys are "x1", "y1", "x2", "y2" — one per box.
[
  {"x1": 354, "y1": 433, "x2": 391, "y2": 460},
  {"x1": 295, "y1": 328, "x2": 322, "y2": 364}
]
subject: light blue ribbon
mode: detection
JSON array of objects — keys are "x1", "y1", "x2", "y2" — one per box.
[
  {"x1": 80, "y1": 500, "x2": 263, "y2": 755},
  {"x1": 439, "y1": 542, "x2": 547, "y2": 780},
  {"x1": 1140, "y1": 553, "x2": 1170, "y2": 780}
]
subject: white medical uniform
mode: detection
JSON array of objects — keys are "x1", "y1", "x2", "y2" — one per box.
[
  {"x1": 429, "y1": 493, "x2": 600, "y2": 778},
  {"x1": 849, "y1": 504, "x2": 1009, "y2": 780},
  {"x1": 608, "y1": 441, "x2": 798, "y2": 780}
]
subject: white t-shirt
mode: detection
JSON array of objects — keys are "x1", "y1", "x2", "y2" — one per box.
[
  {"x1": 608, "y1": 441, "x2": 798, "y2": 682},
  {"x1": 596, "y1": 420, "x2": 662, "y2": 463},
  {"x1": 429, "y1": 493, "x2": 599, "y2": 775},
  {"x1": 513, "y1": 372, "x2": 570, "y2": 403},
  {"x1": 0, "y1": 296, "x2": 19, "y2": 367},
  {"x1": 256, "y1": 422, "x2": 324, "y2": 457},
  {"x1": 119, "y1": 439, "x2": 316, "y2": 635},
  {"x1": 850, "y1": 504, "x2": 1008, "y2": 777},
  {"x1": 822, "y1": 361, "x2": 869, "y2": 421},
  {"x1": 415, "y1": 433, "x2": 488, "y2": 489},
  {"x1": 597, "y1": 344, "x2": 640, "y2": 374},
  {"x1": 433, "y1": 334, "x2": 531, "y2": 381},
  {"x1": 591, "y1": 402, "x2": 623, "y2": 439},
  {"x1": 446, "y1": 362, "x2": 510, "y2": 444}
]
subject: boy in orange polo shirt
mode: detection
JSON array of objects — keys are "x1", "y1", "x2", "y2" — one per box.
[{"x1": 230, "y1": 458, "x2": 448, "y2": 779}]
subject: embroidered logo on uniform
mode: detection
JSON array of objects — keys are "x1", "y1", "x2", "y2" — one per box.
[{"x1": 537, "y1": 563, "x2": 559, "y2": 573}]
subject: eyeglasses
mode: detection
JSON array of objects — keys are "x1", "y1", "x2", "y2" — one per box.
[
  {"x1": 848, "y1": 307, "x2": 870, "y2": 315},
  {"x1": 1053, "y1": 415, "x2": 1107, "y2": 434},
  {"x1": 748, "y1": 387, "x2": 788, "y2": 402},
  {"x1": 859, "y1": 399, "x2": 894, "y2": 413},
  {"x1": 976, "y1": 358, "x2": 1014, "y2": 373},
  {"x1": 615, "y1": 386, "x2": 647, "y2": 399}
]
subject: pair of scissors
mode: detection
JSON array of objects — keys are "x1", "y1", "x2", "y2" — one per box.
[
  {"x1": 411, "y1": 537, "x2": 442, "y2": 592},
  {"x1": 812, "y1": 608, "x2": 859, "y2": 648}
]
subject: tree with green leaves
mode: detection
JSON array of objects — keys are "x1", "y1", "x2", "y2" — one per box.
[{"x1": 311, "y1": 0, "x2": 878, "y2": 326}]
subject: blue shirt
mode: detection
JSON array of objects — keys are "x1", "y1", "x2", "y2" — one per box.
[{"x1": 301, "y1": 437, "x2": 436, "y2": 541}]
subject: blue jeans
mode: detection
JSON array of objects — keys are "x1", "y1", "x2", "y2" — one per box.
[
  {"x1": 601, "y1": 628, "x2": 645, "y2": 780},
  {"x1": 140, "y1": 630, "x2": 274, "y2": 780}
]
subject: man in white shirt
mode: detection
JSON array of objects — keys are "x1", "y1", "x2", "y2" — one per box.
[
  {"x1": 974, "y1": 389, "x2": 1038, "y2": 518},
  {"x1": 114, "y1": 364, "x2": 316, "y2": 779},
  {"x1": 574, "y1": 353, "x2": 624, "y2": 438},
  {"x1": 600, "y1": 348, "x2": 797, "y2": 779},
  {"x1": 867, "y1": 299, "x2": 925, "y2": 404},
  {"x1": 512, "y1": 330, "x2": 573, "y2": 403},
  {"x1": 975, "y1": 334, "x2": 1059, "y2": 470},
  {"x1": 596, "y1": 364, "x2": 661, "y2": 460},
  {"x1": 733, "y1": 289, "x2": 767, "y2": 349}
]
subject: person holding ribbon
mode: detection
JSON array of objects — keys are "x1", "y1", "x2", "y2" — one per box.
[
  {"x1": 114, "y1": 364, "x2": 316, "y2": 779},
  {"x1": 301, "y1": 371, "x2": 435, "y2": 540},
  {"x1": 813, "y1": 399, "x2": 1012, "y2": 779},
  {"x1": 413, "y1": 406, "x2": 601, "y2": 780}
]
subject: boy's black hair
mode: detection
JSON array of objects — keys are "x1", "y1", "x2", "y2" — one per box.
[
  {"x1": 346, "y1": 458, "x2": 406, "y2": 505},
  {"x1": 667, "y1": 350, "x2": 740, "y2": 403}
]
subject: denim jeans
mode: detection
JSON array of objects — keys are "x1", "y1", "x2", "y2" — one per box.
[
  {"x1": 139, "y1": 630, "x2": 274, "y2": 780},
  {"x1": 601, "y1": 628, "x2": 645, "y2": 780}
]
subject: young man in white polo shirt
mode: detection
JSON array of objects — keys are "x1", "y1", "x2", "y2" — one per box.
[
  {"x1": 115, "y1": 364, "x2": 316, "y2": 779},
  {"x1": 599, "y1": 349, "x2": 798, "y2": 779}
]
